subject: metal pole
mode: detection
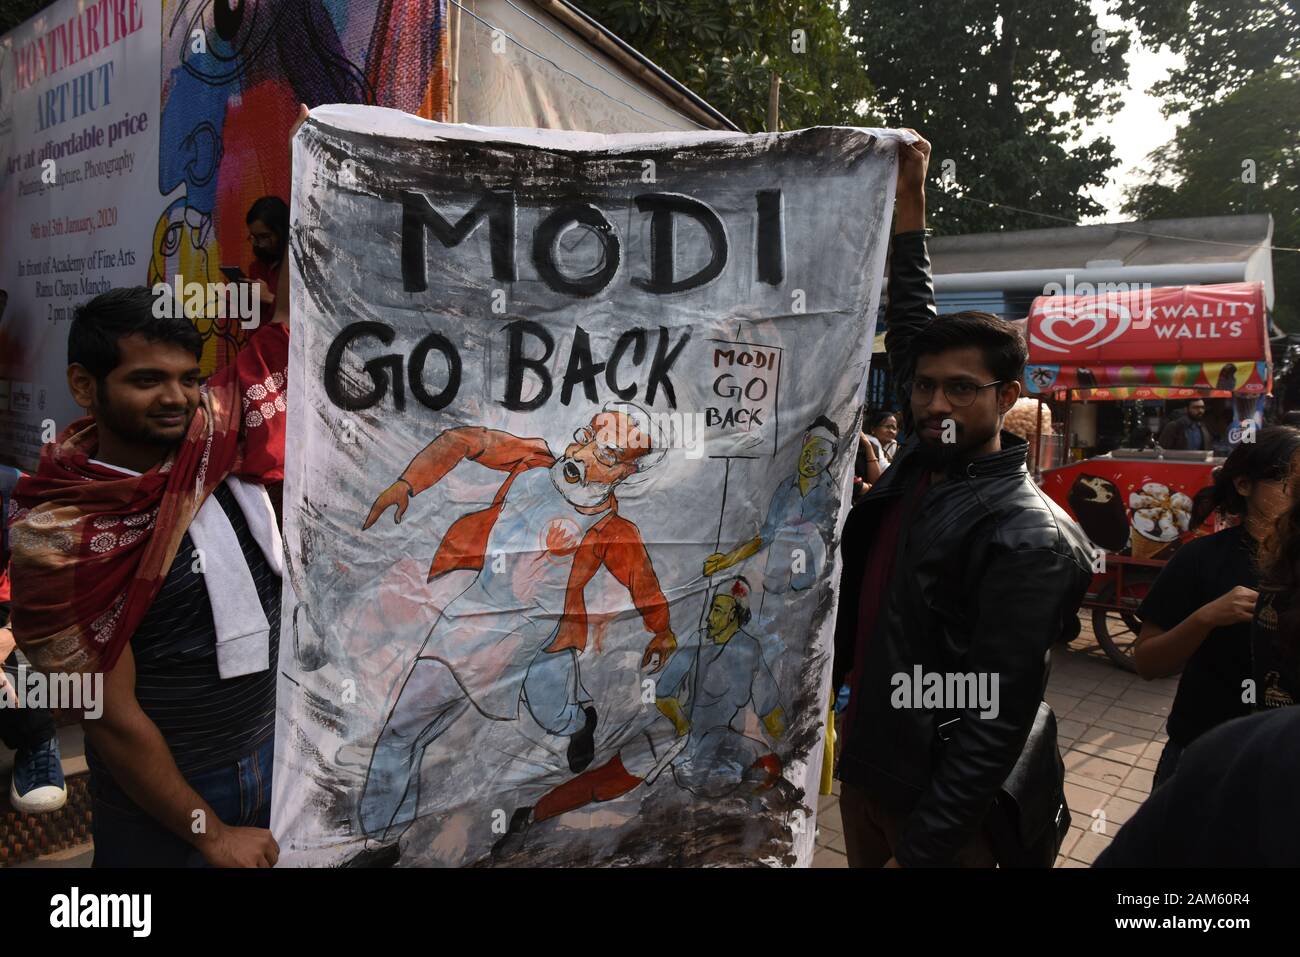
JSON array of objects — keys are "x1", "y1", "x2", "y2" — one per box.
[
  {"x1": 1063, "y1": 392, "x2": 1073, "y2": 462},
  {"x1": 1033, "y1": 395, "x2": 1044, "y2": 481},
  {"x1": 768, "y1": 72, "x2": 781, "y2": 133},
  {"x1": 449, "y1": 0, "x2": 463, "y2": 123}
]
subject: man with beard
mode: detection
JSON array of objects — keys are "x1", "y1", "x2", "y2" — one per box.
[
  {"x1": 351, "y1": 402, "x2": 676, "y2": 865},
  {"x1": 243, "y1": 196, "x2": 289, "y2": 320},
  {"x1": 1158, "y1": 398, "x2": 1210, "y2": 451},
  {"x1": 8, "y1": 281, "x2": 291, "y2": 868},
  {"x1": 831, "y1": 132, "x2": 1092, "y2": 867}
]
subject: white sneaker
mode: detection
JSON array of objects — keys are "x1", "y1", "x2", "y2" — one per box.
[{"x1": 9, "y1": 735, "x2": 68, "y2": 814}]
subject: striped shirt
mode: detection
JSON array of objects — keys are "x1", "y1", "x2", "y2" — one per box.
[{"x1": 91, "y1": 482, "x2": 281, "y2": 776}]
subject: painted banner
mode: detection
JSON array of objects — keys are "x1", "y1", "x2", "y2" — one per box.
[
  {"x1": 274, "y1": 105, "x2": 904, "y2": 866},
  {"x1": 148, "y1": 0, "x2": 449, "y2": 376}
]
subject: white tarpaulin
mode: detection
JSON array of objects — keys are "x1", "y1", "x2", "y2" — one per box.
[{"x1": 274, "y1": 104, "x2": 903, "y2": 866}]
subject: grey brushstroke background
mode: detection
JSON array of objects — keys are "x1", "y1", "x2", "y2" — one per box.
[{"x1": 272, "y1": 106, "x2": 900, "y2": 866}]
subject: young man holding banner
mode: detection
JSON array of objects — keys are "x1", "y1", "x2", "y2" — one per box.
[
  {"x1": 832, "y1": 132, "x2": 1093, "y2": 867},
  {"x1": 7, "y1": 109, "x2": 306, "y2": 868}
]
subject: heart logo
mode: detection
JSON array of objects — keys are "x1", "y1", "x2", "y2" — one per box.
[{"x1": 1030, "y1": 301, "x2": 1132, "y2": 354}]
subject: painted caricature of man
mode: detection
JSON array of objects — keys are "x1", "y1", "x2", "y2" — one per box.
[{"x1": 349, "y1": 401, "x2": 675, "y2": 865}]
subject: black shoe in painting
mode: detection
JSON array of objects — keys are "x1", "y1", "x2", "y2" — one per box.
[
  {"x1": 490, "y1": 806, "x2": 535, "y2": 859},
  {"x1": 566, "y1": 706, "x2": 598, "y2": 773}
]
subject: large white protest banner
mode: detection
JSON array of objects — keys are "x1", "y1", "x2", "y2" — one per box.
[{"x1": 274, "y1": 105, "x2": 903, "y2": 866}]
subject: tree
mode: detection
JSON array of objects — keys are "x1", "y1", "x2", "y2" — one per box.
[
  {"x1": 844, "y1": 0, "x2": 1130, "y2": 235},
  {"x1": 1, "y1": 0, "x2": 48, "y2": 35},
  {"x1": 1118, "y1": 1, "x2": 1299, "y2": 330},
  {"x1": 1115, "y1": 0, "x2": 1298, "y2": 111},
  {"x1": 574, "y1": 1, "x2": 878, "y2": 132},
  {"x1": 1122, "y1": 68, "x2": 1299, "y2": 330}
]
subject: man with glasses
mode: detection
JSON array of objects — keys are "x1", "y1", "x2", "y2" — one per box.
[
  {"x1": 347, "y1": 402, "x2": 677, "y2": 865},
  {"x1": 830, "y1": 132, "x2": 1093, "y2": 867}
]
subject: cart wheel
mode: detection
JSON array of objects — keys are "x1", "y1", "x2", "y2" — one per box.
[{"x1": 1091, "y1": 578, "x2": 1152, "y2": 673}]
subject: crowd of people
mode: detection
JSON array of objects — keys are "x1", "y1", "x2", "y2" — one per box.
[{"x1": 1, "y1": 118, "x2": 1297, "y2": 869}]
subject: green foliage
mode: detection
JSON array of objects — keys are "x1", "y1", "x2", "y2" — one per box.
[
  {"x1": 575, "y1": 0, "x2": 878, "y2": 132},
  {"x1": 1, "y1": 0, "x2": 50, "y2": 36},
  {"x1": 1119, "y1": 0, "x2": 1299, "y2": 330},
  {"x1": 1114, "y1": 0, "x2": 1299, "y2": 113},
  {"x1": 1123, "y1": 67, "x2": 1300, "y2": 329},
  {"x1": 844, "y1": 0, "x2": 1130, "y2": 234}
]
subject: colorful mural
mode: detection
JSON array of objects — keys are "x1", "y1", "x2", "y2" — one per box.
[{"x1": 149, "y1": 0, "x2": 450, "y2": 374}]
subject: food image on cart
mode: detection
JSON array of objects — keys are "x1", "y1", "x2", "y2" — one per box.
[
  {"x1": 1066, "y1": 474, "x2": 1129, "y2": 552},
  {"x1": 1058, "y1": 469, "x2": 1206, "y2": 558},
  {"x1": 1128, "y1": 482, "x2": 1193, "y2": 560}
]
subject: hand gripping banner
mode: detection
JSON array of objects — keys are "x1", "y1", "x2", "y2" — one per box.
[{"x1": 274, "y1": 105, "x2": 904, "y2": 866}]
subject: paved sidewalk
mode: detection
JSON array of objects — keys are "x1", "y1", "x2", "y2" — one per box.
[{"x1": 813, "y1": 615, "x2": 1170, "y2": 868}]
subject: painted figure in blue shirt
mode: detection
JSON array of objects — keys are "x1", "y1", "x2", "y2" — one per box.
[
  {"x1": 655, "y1": 576, "x2": 786, "y2": 797},
  {"x1": 703, "y1": 416, "x2": 841, "y2": 594}
]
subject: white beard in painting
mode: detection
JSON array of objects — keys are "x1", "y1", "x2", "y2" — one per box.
[{"x1": 550, "y1": 455, "x2": 615, "y2": 509}]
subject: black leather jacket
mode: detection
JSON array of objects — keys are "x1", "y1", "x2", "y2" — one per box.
[{"x1": 832, "y1": 230, "x2": 1093, "y2": 867}]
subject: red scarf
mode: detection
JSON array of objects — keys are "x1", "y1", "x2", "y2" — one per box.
[{"x1": 8, "y1": 322, "x2": 289, "y2": 676}]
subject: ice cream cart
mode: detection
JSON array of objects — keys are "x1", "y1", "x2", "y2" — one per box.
[{"x1": 1024, "y1": 282, "x2": 1271, "y2": 670}]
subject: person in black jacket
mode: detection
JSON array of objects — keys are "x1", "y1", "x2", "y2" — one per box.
[{"x1": 832, "y1": 131, "x2": 1093, "y2": 867}]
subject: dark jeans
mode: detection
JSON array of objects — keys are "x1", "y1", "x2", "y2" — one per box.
[
  {"x1": 89, "y1": 735, "x2": 274, "y2": 868},
  {"x1": 0, "y1": 650, "x2": 57, "y2": 751},
  {"x1": 839, "y1": 780, "x2": 997, "y2": 868}
]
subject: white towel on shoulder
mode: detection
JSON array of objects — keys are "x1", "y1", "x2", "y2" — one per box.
[{"x1": 187, "y1": 477, "x2": 284, "y2": 679}]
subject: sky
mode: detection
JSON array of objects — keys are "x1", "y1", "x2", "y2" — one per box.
[{"x1": 1082, "y1": 3, "x2": 1187, "y2": 222}]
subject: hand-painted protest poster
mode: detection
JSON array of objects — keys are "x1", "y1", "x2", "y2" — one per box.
[{"x1": 274, "y1": 105, "x2": 904, "y2": 867}]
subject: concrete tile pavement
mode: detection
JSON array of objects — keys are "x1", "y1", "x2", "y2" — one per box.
[{"x1": 813, "y1": 615, "x2": 1168, "y2": 868}]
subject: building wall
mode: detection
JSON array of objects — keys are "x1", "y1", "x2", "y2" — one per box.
[{"x1": 453, "y1": 0, "x2": 706, "y2": 132}]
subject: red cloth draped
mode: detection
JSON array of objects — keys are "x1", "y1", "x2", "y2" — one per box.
[{"x1": 8, "y1": 322, "x2": 289, "y2": 676}]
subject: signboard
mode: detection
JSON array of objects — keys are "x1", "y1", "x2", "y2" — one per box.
[{"x1": 1026, "y1": 282, "x2": 1269, "y2": 366}]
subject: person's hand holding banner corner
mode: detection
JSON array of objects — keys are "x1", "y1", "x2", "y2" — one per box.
[{"x1": 895, "y1": 129, "x2": 931, "y2": 233}]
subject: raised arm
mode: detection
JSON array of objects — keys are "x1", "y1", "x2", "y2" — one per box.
[
  {"x1": 596, "y1": 518, "x2": 675, "y2": 671},
  {"x1": 882, "y1": 132, "x2": 936, "y2": 400},
  {"x1": 363, "y1": 427, "x2": 551, "y2": 529}
]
